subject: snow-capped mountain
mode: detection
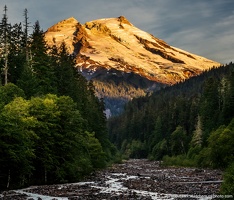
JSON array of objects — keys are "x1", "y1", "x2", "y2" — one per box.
[
  {"x1": 45, "y1": 16, "x2": 220, "y2": 115},
  {"x1": 45, "y1": 16, "x2": 219, "y2": 84}
]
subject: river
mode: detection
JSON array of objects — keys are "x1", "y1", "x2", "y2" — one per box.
[{"x1": 1, "y1": 159, "x2": 226, "y2": 200}]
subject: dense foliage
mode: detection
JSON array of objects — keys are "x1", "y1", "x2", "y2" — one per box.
[
  {"x1": 91, "y1": 70, "x2": 162, "y2": 116},
  {"x1": 108, "y1": 62, "x2": 234, "y2": 191},
  {"x1": 93, "y1": 79, "x2": 146, "y2": 116},
  {"x1": 0, "y1": 7, "x2": 116, "y2": 189}
]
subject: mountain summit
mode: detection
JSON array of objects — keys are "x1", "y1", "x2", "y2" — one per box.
[
  {"x1": 45, "y1": 16, "x2": 219, "y2": 84},
  {"x1": 45, "y1": 16, "x2": 220, "y2": 115}
]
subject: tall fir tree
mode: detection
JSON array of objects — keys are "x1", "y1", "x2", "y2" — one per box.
[
  {"x1": 199, "y1": 77, "x2": 220, "y2": 142},
  {"x1": 53, "y1": 42, "x2": 76, "y2": 97},
  {"x1": 8, "y1": 23, "x2": 25, "y2": 84},
  {"x1": 0, "y1": 5, "x2": 11, "y2": 85},
  {"x1": 29, "y1": 21, "x2": 57, "y2": 95}
]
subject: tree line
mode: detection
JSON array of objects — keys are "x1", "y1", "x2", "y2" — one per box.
[
  {"x1": 0, "y1": 6, "x2": 116, "y2": 189},
  {"x1": 108, "y1": 63, "x2": 234, "y2": 194},
  {"x1": 93, "y1": 79, "x2": 146, "y2": 116}
]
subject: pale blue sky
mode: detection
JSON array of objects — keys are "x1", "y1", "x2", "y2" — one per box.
[{"x1": 1, "y1": 0, "x2": 234, "y2": 64}]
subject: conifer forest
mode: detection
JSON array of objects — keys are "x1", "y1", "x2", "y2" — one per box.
[
  {"x1": 0, "y1": 6, "x2": 116, "y2": 189},
  {"x1": 0, "y1": 6, "x2": 234, "y2": 195},
  {"x1": 108, "y1": 63, "x2": 234, "y2": 194}
]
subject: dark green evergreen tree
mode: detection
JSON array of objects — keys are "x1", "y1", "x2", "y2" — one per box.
[
  {"x1": 221, "y1": 68, "x2": 234, "y2": 124},
  {"x1": 7, "y1": 23, "x2": 25, "y2": 84},
  {"x1": 28, "y1": 21, "x2": 57, "y2": 95},
  {"x1": 0, "y1": 5, "x2": 11, "y2": 85},
  {"x1": 199, "y1": 77, "x2": 220, "y2": 142},
  {"x1": 53, "y1": 42, "x2": 76, "y2": 97},
  {"x1": 85, "y1": 80, "x2": 111, "y2": 159}
]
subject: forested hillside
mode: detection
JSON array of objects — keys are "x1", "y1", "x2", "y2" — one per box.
[
  {"x1": 108, "y1": 62, "x2": 234, "y2": 192},
  {"x1": 109, "y1": 62, "x2": 234, "y2": 164},
  {"x1": 92, "y1": 72, "x2": 158, "y2": 116},
  {"x1": 0, "y1": 7, "x2": 116, "y2": 189}
]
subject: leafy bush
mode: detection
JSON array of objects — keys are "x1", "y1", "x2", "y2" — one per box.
[
  {"x1": 220, "y1": 162, "x2": 234, "y2": 195},
  {"x1": 162, "y1": 155, "x2": 196, "y2": 167}
]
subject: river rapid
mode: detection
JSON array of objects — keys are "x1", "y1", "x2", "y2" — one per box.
[{"x1": 1, "y1": 159, "x2": 225, "y2": 200}]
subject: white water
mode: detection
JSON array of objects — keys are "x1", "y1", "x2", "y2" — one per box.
[{"x1": 12, "y1": 173, "x2": 215, "y2": 200}]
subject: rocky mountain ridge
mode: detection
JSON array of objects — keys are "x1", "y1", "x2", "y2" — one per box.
[
  {"x1": 45, "y1": 16, "x2": 219, "y2": 84},
  {"x1": 45, "y1": 16, "x2": 220, "y2": 115}
]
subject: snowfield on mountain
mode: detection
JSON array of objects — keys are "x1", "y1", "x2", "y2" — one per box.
[{"x1": 45, "y1": 16, "x2": 220, "y2": 85}]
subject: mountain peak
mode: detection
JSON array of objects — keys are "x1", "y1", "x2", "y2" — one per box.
[
  {"x1": 61, "y1": 16, "x2": 78, "y2": 23},
  {"x1": 45, "y1": 16, "x2": 220, "y2": 85},
  {"x1": 46, "y1": 17, "x2": 78, "y2": 32},
  {"x1": 45, "y1": 17, "x2": 80, "y2": 53},
  {"x1": 117, "y1": 16, "x2": 132, "y2": 26}
]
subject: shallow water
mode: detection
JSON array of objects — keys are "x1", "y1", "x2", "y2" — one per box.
[{"x1": 2, "y1": 159, "x2": 226, "y2": 200}]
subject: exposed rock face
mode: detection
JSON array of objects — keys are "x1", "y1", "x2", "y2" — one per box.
[
  {"x1": 45, "y1": 16, "x2": 220, "y2": 115},
  {"x1": 45, "y1": 16, "x2": 219, "y2": 85}
]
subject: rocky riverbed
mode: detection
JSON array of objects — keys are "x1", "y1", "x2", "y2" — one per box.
[{"x1": 1, "y1": 159, "x2": 226, "y2": 200}]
